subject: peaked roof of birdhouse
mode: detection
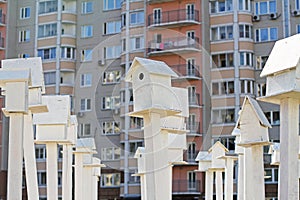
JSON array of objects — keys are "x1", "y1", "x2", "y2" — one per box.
[
  {"x1": 208, "y1": 141, "x2": 229, "y2": 153},
  {"x1": 268, "y1": 143, "x2": 280, "y2": 154},
  {"x1": 76, "y1": 138, "x2": 96, "y2": 150},
  {"x1": 231, "y1": 127, "x2": 241, "y2": 136},
  {"x1": 134, "y1": 147, "x2": 145, "y2": 158},
  {"x1": 260, "y1": 34, "x2": 300, "y2": 77},
  {"x1": 237, "y1": 96, "x2": 272, "y2": 128},
  {"x1": 195, "y1": 151, "x2": 212, "y2": 161},
  {"x1": 125, "y1": 57, "x2": 179, "y2": 82}
]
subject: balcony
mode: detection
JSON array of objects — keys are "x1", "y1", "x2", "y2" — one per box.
[
  {"x1": 172, "y1": 180, "x2": 202, "y2": 195},
  {"x1": 188, "y1": 94, "x2": 201, "y2": 107},
  {"x1": 147, "y1": 37, "x2": 200, "y2": 55},
  {"x1": 0, "y1": 13, "x2": 5, "y2": 26},
  {"x1": 147, "y1": 0, "x2": 174, "y2": 4},
  {"x1": 171, "y1": 64, "x2": 202, "y2": 80},
  {"x1": 186, "y1": 123, "x2": 201, "y2": 136},
  {"x1": 0, "y1": 37, "x2": 5, "y2": 50},
  {"x1": 148, "y1": 9, "x2": 200, "y2": 28},
  {"x1": 183, "y1": 150, "x2": 199, "y2": 163}
]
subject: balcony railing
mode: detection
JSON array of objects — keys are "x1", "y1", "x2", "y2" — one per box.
[
  {"x1": 148, "y1": 37, "x2": 200, "y2": 54},
  {"x1": 183, "y1": 150, "x2": 199, "y2": 163},
  {"x1": 172, "y1": 180, "x2": 202, "y2": 194},
  {"x1": 188, "y1": 93, "x2": 200, "y2": 106},
  {"x1": 148, "y1": 9, "x2": 200, "y2": 26},
  {"x1": 171, "y1": 64, "x2": 201, "y2": 79}
]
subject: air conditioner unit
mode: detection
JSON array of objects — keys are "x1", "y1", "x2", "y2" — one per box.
[
  {"x1": 98, "y1": 60, "x2": 105, "y2": 66},
  {"x1": 77, "y1": 112, "x2": 84, "y2": 117},
  {"x1": 270, "y1": 13, "x2": 278, "y2": 19},
  {"x1": 252, "y1": 15, "x2": 260, "y2": 22},
  {"x1": 293, "y1": 10, "x2": 300, "y2": 17}
]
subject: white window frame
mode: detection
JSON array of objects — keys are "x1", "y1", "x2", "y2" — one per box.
[
  {"x1": 256, "y1": 83, "x2": 266, "y2": 97},
  {"x1": 80, "y1": 98, "x2": 91, "y2": 112},
  {"x1": 212, "y1": 52, "x2": 234, "y2": 68},
  {"x1": 38, "y1": 23, "x2": 57, "y2": 38},
  {"x1": 18, "y1": 53, "x2": 30, "y2": 58},
  {"x1": 20, "y1": 7, "x2": 31, "y2": 19},
  {"x1": 212, "y1": 80, "x2": 235, "y2": 96},
  {"x1": 44, "y1": 72, "x2": 56, "y2": 85},
  {"x1": 102, "y1": 121, "x2": 120, "y2": 135},
  {"x1": 129, "y1": 117, "x2": 144, "y2": 129},
  {"x1": 81, "y1": 25, "x2": 93, "y2": 38},
  {"x1": 103, "y1": 0, "x2": 121, "y2": 11},
  {"x1": 102, "y1": 70, "x2": 121, "y2": 84},
  {"x1": 129, "y1": 141, "x2": 143, "y2": 156},
  {"x1": 239, "y1": 24, "x2": 252, "y2": 39},
  {"x1": 187, "y1": 171, "x2": 197, "y2": 190},
  {"x1": 38, "y1": 47, "x2": 56, "y2": 60},
  {"x1": 104, "y1": 46, "x2": 121, "y2": 59},
  {"x1": 19, "y1": 30, "x2": 30, "y2": 42},
  {"x1": 80, "y1": 73, "x2": 92, "y2": 87},
  {"x1": 81, "y1": 49, "x2": 92, "y2": 61},
  {"x1": 256, "y1": 55, "x2": 269, "y2": 70},
  {"x1": 81, "y1": 1, "x2": 93, "y2": 14},
  {"x1": 130, "y1": 36, "x2": 144, "y2": 51},
  {"x1": 240, "y1": 51, "x2": 253, "y2": 67},
  {"x1": 264, "y1": 168, "x2": 279, "y2": 183},
  {"x1": 297, "y1": 0, "x2": 300, "y2": 10},
  {"x1": 61, "y1": 47, "x2": 75, "y2": 60},
  {"x1": 255, "y1": 1, "x2": 277, "y2": 15},
  {"x1": 37, "y1": 171, "x2": 47, "y2": 186},
  {"x1": 35, "y1": 146, "x2": 46, "y2": 160},
  {"x1": 264, "y1": 111, "x2": 280, "y2": 125},
  {"x1": 102, "y1": 96, "x2": 120, "y2": 110},
  {"x1": 239, "y1": 0, "x2": 251, "y2": 11},
  {"x1": 79, "y1": 123, "x2": 91, "y2": 136},
  {"x1": 104, "y1": 20, "x2": 121, "y2": 35},
  {"x1": 240, "y1": 79, "x2": 254, "y2": 94},
  {"x1": 211, "y1": 25, "x2": 233, "y2": 41},
  {"x1": 101, "y1": 173, "x2": 121, "y2": 187},
  {"x1": 39, "y1": 0, "x2": 58, "y2": 14},
  {"x1": 101, "y1": 147, "x2": 121, "y2": 161},
  {"x1": 212, "y1": 108, "x2": 235, "y2": 124},
  {"x1": 210, "y1": 0, "x2": 233, "y2": 14},
  {"x1": 255, "y1": 27, "x2": 278, "y2": 42},
  {"x1": 130, "y1": 11, "x2": 144, "y2": 25}
]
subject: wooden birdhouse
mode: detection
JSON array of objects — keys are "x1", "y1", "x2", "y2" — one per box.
[
  {"x1": 75, "y1": 138, "x2": 97, "y2": 154},
  {"x1": 83, "y1": 157, "x2": 105, "y2": 177},
  {"x1": 33, "y1": 95, "x2": 71, "y2": 143},
  {"x1": 134, "y1": 147, "x2": 145, "y2": 175},
  {"x1": 268, "y1": 143, "x2": 280, "y2": 165},
  {"x1": 195, "y1": 151, "x2": 212, "y2": 172},
  {"x1": 125, "y1": 57, "x2": 183, "y2": 115},
  {"x1": 237, "y1": 96, "x2": 271, "y2": 146},
  {"x1": 231, "y1": 127, "x2": 244, "y2": 154},
  {"x1": 167, "y1": 133, "x2": 186, "y2": 164},
  {"x1": 208, "y1": 141, "x2": 228, "y2": 170},
  {"x1": 260, "y1": 34, "x2": 300, "y2": 104}
]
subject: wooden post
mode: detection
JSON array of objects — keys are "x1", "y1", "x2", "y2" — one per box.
[
  {"x1": 46, "y1": 143, "x2": 58, "y2": 200},
  {"x1": 62, "y1": 144, "x2": 73, "y2": 200},
  {"x1": 205, "y1": 171, "x2": 213, "y2": 200}
]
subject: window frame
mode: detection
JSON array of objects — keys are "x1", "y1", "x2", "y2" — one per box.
[
  {"x1": 81, "y1": 1, "x2": 93, "y2": 14},
  {"x1": 79, "y1": 123, "x2": 91, "y2": 136},
  {"x1": 19, "y1": 30, "x2": 30, "y2": 42},
  {"x1": 80, "y1": 73, "x2": 92, "y2": 87},
  {"x1": 81, "y1": 25, "x2": 93, "y2": 38},
  {"x1": 20, "y1": 7, "x2": 31, "y2": 19}
]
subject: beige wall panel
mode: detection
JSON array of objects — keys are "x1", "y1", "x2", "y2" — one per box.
[
  {"x1": 211, "y1": 70, "x2": 234, "y2": 80},
  {"x1": 39, "y1": 14, "x2": 57, "y2": 24},
  {"x1": 38, "y1": 38, "x2": 56, "y2": 47},
  {"x1": 210, "y1": 15, "x2": 233, "y2": 25},
  {"x1": 211, "y1": 42, "x2": 234, "y2": 52},
  {"x1": 212, "y1": 97, "x2": 235, "y2": 107}
]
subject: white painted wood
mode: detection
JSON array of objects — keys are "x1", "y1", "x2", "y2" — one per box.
[
  {"x1": 215, "y1": 171, "x2": 223, "y2": 200},
  {"x1": 62, "y1": 145, "x2": 72, "y2": 200},
  {"x1": 205, "y1": 171, "x2": 213, "y2": 200},
  {"x1": 237, "y1": 154, "x2": 244, "y2": 200},
  {"x1": 224, "y1": 158, "x2": 235, "y2": 200},
  {"x1": 75, "y1": 154, "x2": 83, "y2": 200},
  {"x1": 243, "y1": 148, "x2": 252, "y2": 200},
  {"x1": 46, "y1": 143, "x2": 58, "y2": 200},
  {"x1": 6, "y1": 82, "x2": 28, "y2": 113}
]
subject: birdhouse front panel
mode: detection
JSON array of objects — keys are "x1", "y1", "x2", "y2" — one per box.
[
  {"x1": 6, "y1": 82, "x2": 28, "y2": 113},
  {"x1": 168, "y1": 133, "x2": 186, "y2": 149},
  {"x1": 172, "y1": 87, "x2": 189, "y2": 117},
  {"x1": 161, "y1": 116, "x2": 186, "y2": 132},
  {"x1": 83, "y1": 154, "x2": 93, "y2": 165},
  {"x1": 137, "y1": 154, "x2": 146, "y2": 174},
  {"x1": 28, "y1": 88, "x2": 42, "y2": 106},
  {"x1": 36, "y1": 125, "x2": 67, "y2": 141},
  {"x1": 198, "y1": 161, "x2": 211, "y2": 172},
  {"x1": 211, "y1": 145, "x2": 226, "y2": 169},
  {"x1": 168, "y1": 149, "x2": 183, "y2": 163}
]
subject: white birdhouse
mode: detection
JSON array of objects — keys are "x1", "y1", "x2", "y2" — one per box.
[
  {"x1": 125, "y1": 57, "x2": 184, "y2": 115},
  {"x1": 75, "y1": 138, "x2": 97, "y2": 154},
  {"x1": 237, "y1": 96, "x2": 271, "y2": 147},
  {"x1": 231, "y1": 127, "x2": 244, "y2": 155},
  {"x1": 134, "y1": 147, "x2": 145, "y2": 175},
  {"x1": 67, "y1": 115, "x2": 78, "y2": 145},
  {"x1": 167, "y1": 133, "x2": 187, "y2": 164},
  {"x1": 83, "y1": 156, "x2": 105, "y2": 177},
  {"x1": 195, "y1": 151, "x2": 212, "y2": 172},
  {"x1": 268, "y1": 143, "x2": 280, "y2": 165},
  {"x1": 208, "y1": 141, "x2": 228, "y2": 170},
  {"x1": 33, "y1": 95, "x2": 71, "y2": 143},
  {"x1": 259, "y1": 34, "x2": 300, "y2": 104}
]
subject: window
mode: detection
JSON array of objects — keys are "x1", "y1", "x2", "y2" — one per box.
[
  {"x1": 256, "y1": 56, "x2": 268, "y2": 70},
  {"x1": 210, "y1": 0, "x2": 233, "y2": 13},
  {"x1": 61, "y1": 47, "x2": 75, "y2": 60},
  {"x1": 102, "y1": 121, "x2": 120, "y2": 135},
  {"x1": 187, "y1": 114, "x2": 197, "y2": 132},
  {"x1": 214, "y1": 137, "x2": 235, "y2": 151},
  {"x1": 240, "y1": 52, "x2": 253, "y2": 66},
  {"x1": 104, "y1": 46, "x2": 121, "y2": 59},
  {"x1": 20, "y1": 7, "x2": 31, "y2": 19},
  {"x1": 187, "y1": 143, "x2": 197, "y2": 162},
  {"x1": 264, "y1": 168, "x2": 279, "y2": 183},
  {"x1": 79, "y1": 123, "x2": 91, "y2": 136},
  {"x1": 37, "y1": 172, "x2": 47, "y2": 186},
  {"x1": 239, "y1": 24, "x2": 252, "y2": 39},
  {"x1": 188, "y1": 86, "x2": 198, "y2": 104},
  {"x1": 38, "y1": 48, "x2": 56, "y2": 60},
  {"x1": 44, "y1": 72, "x2": 56, "y2": 85},
  {"x1": 129, "y1": 169, "x2": 140, "y2": 183},
  {"x1": 212, "y1": 108, "x2": 235, "y2": 123},
  {"x1": 129, "y1": 141, "x2": 143, "y2": 156},
  {"x1": 101, "y1": 147, "x2": 121, "y2": 160},
  {"x1": 19, "y1": 30, "x2": 30, "y2": 42},
  {"x1": 39, "y1": 1, "x2": 58, "y2": 14},
  {"x1": 187, "y1": 171, "x2": 196, "y2": 190},
  {"x1": 18, "y1": 53, "x2": 30, "y2": 58},
  {"x1": 130, "y1": 11, "x2": 144, "y2": 25},
  {"x1": 38, "y1": 23, "x2": 57, "y2": 38},
  {"x1": 35, "y1": 146, "x2": 46, "y2": 160},
  {"x1": 82, "y1": 2, "x2": 93, "y2": 14},
  {"x1": 297, "y1": 24, "x2": 300, "y2": 33},
  {"x1": 240, "y1": 79, "x2": 254, "y2": 94},
  {"x1": 187, "y1": 58, "x2": 196, "y2": 76},
  {"x1": 102, "y1": 96, "x2": 120, "y2": 110},
  {"x1": 103, "y1": 71, "x2": 121, "y2": 84},
  {"x1": 80, "y1": 74, "x2": 92, "y2": 87},
  {"x1": 212, "y1": 81, "x2": 234, "y2": 95},
  {"x1": 130, "y1": 36, "x2": 144, "y2": 51},
  {"x1": 80, "y1": 98, "x2": 91, "y2": 111},
  {"x1": 153, "y1": 8, "x2": 161, "y2": 24},
  {"x1": 256, "y1": 83, "x2": 266, "y2": 97},
  {"x1": 104, "y1": 21, "x2": 121, "y2": 35},
  {"x1": 81, "y1": 49, "x2": 92, "y2": 61},
  {"x1": 264, "y1": 111, "x2": 280, "y2": 125},
  {"x1": 130, "y1": 117, "x2": 143, "y2": 129},
  {"x1": 101, "y1": 173, "x2": 120, "y2": 187},
  {"x1": 81, "y1": 25, "x2": 93, "y2": 38},
  {"x1": 186, "y1": 4, "x2": 195, "y2": 20},
  {"x1": 255, "y1": 27, "x2": 278, "y2": 42},
  {"x1": 255, "y1": 1, "x2": 276, "y2": 15},
  {"x1": 103, "y1": 0, "x2": 121, "y2": 11},
  {"x1": 239, "y1": 0, "x2": 250, "y2": 11},
  {"x1": 212, "y1": 53, "x2": 234, "y2": 68},
  {"x1": 211, "y1": 25, "x2": 233, "y2": 41},
  {"x1": 297, "y1": 0, "x2": 300, "y2": 10},
  {"x1": 120, "y1": 89, "x2": 133, "y2": 104}
]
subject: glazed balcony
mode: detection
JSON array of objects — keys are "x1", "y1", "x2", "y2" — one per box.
[
  {"x1": 147, "y1": 37, "x2": 200, "y2": 55},
  {"x1": 171, "y1": 64, "x2": 202, "y2": 80},
  {"x1": 148, "y1": 9, "x2": 200, "y2": 28},
  {"x1": 172, "y1": 180, "x2": 202, "y2": 194}
]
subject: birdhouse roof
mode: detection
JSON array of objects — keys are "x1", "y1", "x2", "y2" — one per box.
[
  {"x1": 231, "y1": 127, "x2": 241, "y2": 136},
  {"x1": 238, "y1": 96, "x2": 272, "y2": 128},
  {"x1": 208, "y1": 141, "x2": 229, "y2": 153},
  {"x1": 195, "y1": 151, "x2": 212, "y2": 161},
  {"x1": 125, "y1": 57, "x2": 179, "y2": 82},
  {"x1": 268, "y1": 143, "x2": 280, "y2": 154},
  {"x1": 134, "y1": 147, "x2": 145, "y2": 158},
  {"x1": 76, "y1": 138, "x2": 96, "y2": 150},
  {"x1": 260, "y1": 34, "x2": 300, "y2": 77}
]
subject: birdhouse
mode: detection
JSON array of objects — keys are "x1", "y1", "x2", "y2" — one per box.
[
  {"x1": 125, "y1": 57, "x2": 183, "y2": 115},
  {"x1": 0, "y1": 69, "x2": 30, "y2": 113},
  {"x1": 268, "y1": 143, "x2": 280, "y2": 165},
  {"x1": 237, "y1": 96, "x2": 271, "y2": 147},
  {"x1": 83, "y1": 156, "x2": 105, "y2": 177},
  {"x1": 208, "y1": 141, "x2": 228, "y2": 170},
  {"x1": 75, "y1": 138, "x2": 97, "y2": 154},
  {"x1": 167, "y1": 133, "x2": 186, "y2": 164},
  {"x1": 67, "y1": 115, "x2": 78, "y2": 145},
  {"x1": 231, "y1": 127, "x2": 244, "y2": 155},
  {"x1": 33, "y1": 95, "x2": 71, "y2": 143},
  {"x1": 134, "y1": 147, "x2": 145, "y2": 175},
  {"x1": 195, "y1": 151, "x2": 211, "y2": 172},
  {"x1": 259, "y1": 34, "x2": 300, "y2": 104}
]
